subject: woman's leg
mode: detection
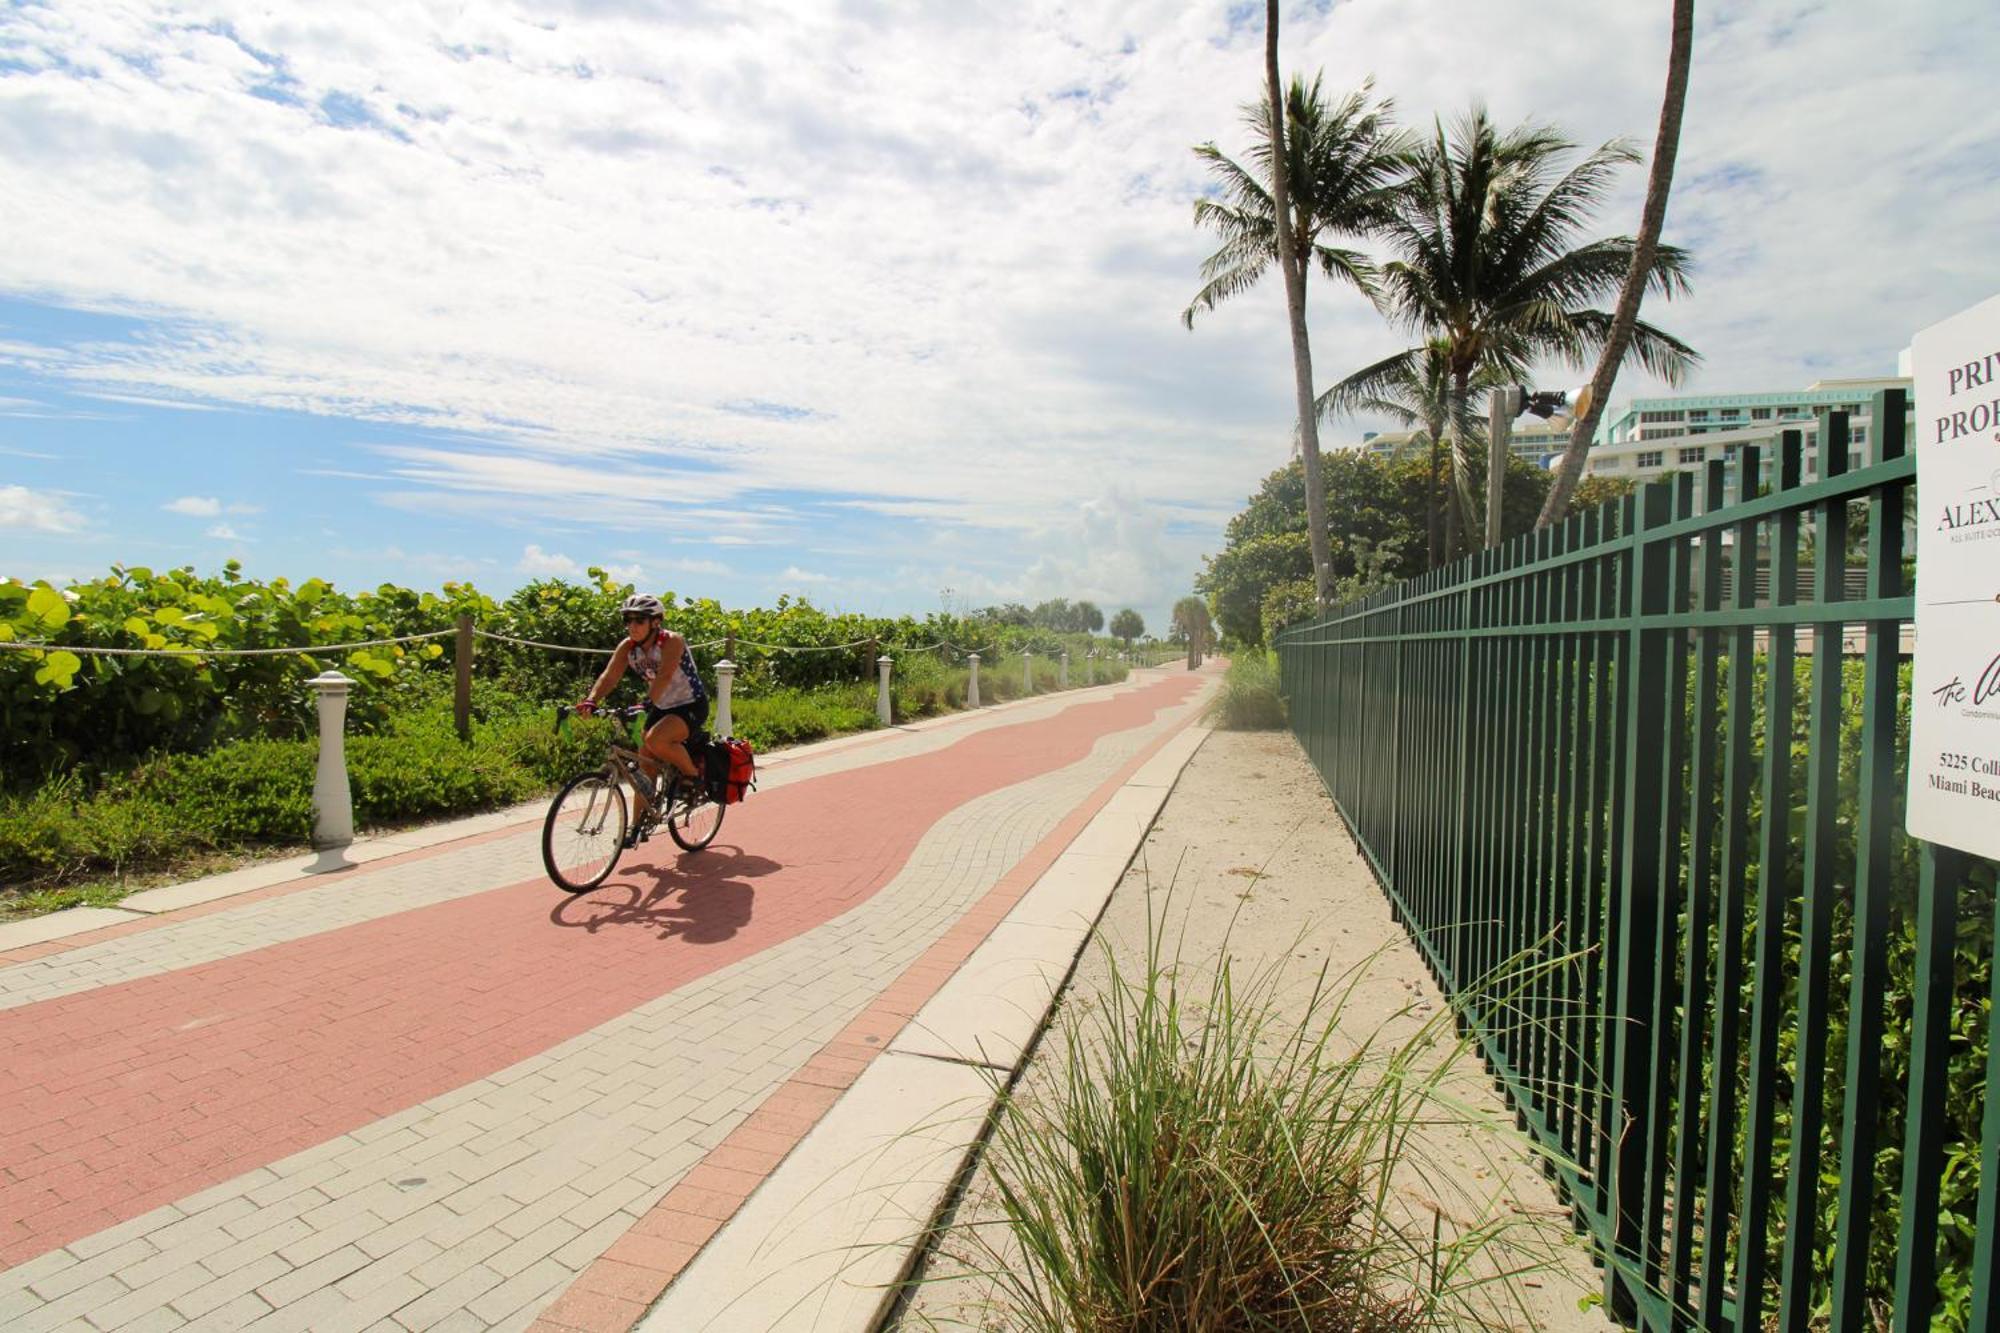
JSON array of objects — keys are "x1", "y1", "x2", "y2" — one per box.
[{"x1": 644, "y1": 713, "x2": 701, "y2": 779}]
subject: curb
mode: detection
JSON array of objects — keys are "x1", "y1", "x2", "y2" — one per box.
[{"x1": 630, "y1": 707, "x2": 1215, "y2": 1331}]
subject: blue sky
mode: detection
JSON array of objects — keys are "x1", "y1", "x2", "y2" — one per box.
[{"x1": 2, "y1": 0, "x2": 1997, "y2": 636}]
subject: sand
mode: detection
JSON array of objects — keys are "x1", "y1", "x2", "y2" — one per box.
[{"x1": 893, "y1": 726, "x2": 1611, "y2": 1332}]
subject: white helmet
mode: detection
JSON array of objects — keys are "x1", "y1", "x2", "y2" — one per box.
[{"x1": 620, "y1": 593, "x2": 664, "y2": 619}]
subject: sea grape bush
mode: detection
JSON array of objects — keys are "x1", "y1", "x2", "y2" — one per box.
[{"x1": 0, "y1": 563, "x2": 1128, "y2": 782}]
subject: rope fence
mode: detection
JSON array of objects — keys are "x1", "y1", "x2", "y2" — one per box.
[
  {"x1": 0, "y1": 629, "x2": 455, "y2": 658},
  {"x1": 3, "y1": 626, "x2": 1168, "y2": 665}
]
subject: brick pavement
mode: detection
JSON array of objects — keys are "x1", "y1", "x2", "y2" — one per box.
[{"x1": 0, "y1": 671, "x2": 1205, "y2": 1331}]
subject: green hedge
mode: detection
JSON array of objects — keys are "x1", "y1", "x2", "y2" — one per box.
[
  {"x1": 1, "y1": 564, "x2": 1138, "y2": 779},
  {"x1": 0, "y1": 656, "x2": 1133, "y2": 899}
]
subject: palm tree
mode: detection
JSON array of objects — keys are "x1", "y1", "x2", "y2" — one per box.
[
  {"x1": 1539, "y1": 0, "x2": 1696, "y2": 526},
  {"x1": 1318, "y1": 338, "x2": 1502, "y2": 569},
  {"x1": 1184, "y1": 48, "x2": 1407, "y2": 608},
  {"x1": 1330, "y1": 108, "x2": 1699, "y2": 556},
  {"x1": 1171, "y1": 596, "x2": 1214, "y2": 667}
]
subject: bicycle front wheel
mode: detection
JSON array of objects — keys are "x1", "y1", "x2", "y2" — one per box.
[
  {"x1": 665, "y1": 775, "x2": 725, "y2": 852},
  {"x1": 543, "y1": 772, "x2": 628, "y2": 892}
]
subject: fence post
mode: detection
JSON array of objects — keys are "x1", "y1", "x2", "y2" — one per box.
[
  {"x1": 1059, "y1": 651, "x2": 1069, "y2": 688},
  {"x1": 1606, "y1": 480, "x2": 1673, "y2": 1318},
  {"x1": 715, "y1": 659, "x2": 736, "y2": 736},
  {"x1": 877, "y1": 654, "x2": 893, "y2": 726},
  {"x1": 307, "y1": 671, "x2": 356, "y2": 849},
  {"x1": 967, "y1": 653, "x2": 981, "y2": 708},
  {"x1": 454, "y1": 614, "x2": 473, "y2": 742},
  {"x1": 1022, "y1": 649, "x2": 1032, "y2": 695},
  {"x1": 1084, "y1": 650, "x2": 1094, "y2": 684}
]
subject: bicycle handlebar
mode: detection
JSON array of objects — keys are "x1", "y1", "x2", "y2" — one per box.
[{"x1": 555, "y1": 702, "x2": 648, "y2": 737}]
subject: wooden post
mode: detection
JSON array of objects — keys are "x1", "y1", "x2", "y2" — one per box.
[
  {"x1": 454, "y1": 614, "x2": 473, "y2": 742},
  {"x1": 725, "y1": 631, "x2": 735, "y2": 663}
]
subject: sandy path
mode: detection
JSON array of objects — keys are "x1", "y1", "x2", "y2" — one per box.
[{"x1": 895, "y1": 726, "x2": 1611, "y2": 1332}]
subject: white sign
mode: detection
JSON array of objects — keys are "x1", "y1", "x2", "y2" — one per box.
[{"x1": 1908, "y1": 291, "x2": 2000, "y2": 858}]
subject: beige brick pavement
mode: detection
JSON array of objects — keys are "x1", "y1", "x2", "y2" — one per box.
[{"x1": 0, "y1": 675, "x2": 1202, "y2": 1331}]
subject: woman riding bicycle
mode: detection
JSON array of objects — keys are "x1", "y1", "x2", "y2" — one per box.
[{"x1": 576, "y1": 594, "x2": 707, "y2": 805}]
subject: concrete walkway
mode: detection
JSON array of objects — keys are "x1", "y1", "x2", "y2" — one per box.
[{"x1": 0, "y1": 666, "x2": 1217, "y2": 1332}]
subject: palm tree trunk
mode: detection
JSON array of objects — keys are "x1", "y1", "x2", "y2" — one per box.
[
  {"x1": 1538, "y1": 0, "x2": 1695, "y2": 526},
  {"x1": 1263, "y1": 0, "x2": 1333, "y2": 610},
  {"x1": 1425, "y1": 427, "x2": 1442, "y2": 569},
  {"x1": 1486, "y1": 384, "x2": 1513, "y2": 548},
  {"x1": 1448, "y1": 366, "x2": 1472, "y2": 559}
]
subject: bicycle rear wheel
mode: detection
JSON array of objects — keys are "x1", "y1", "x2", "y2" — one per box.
[
  {"x1": 543, "y1": 772, "x2": 628, "y2": 892},
  {"x1": 665, "y1": 774, "x2": 725, "y2": 852}
]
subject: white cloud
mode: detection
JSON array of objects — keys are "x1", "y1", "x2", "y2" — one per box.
[
  {"x1": 779, "y1": 566, "x2": 832, "y2": 584},
  {"x1": 663, "y1": 558, "x2": 729, "y2": 576},
  {"x1": 164, "y1": 495, "x2": 222, "y2": 516},
  {"x1": 0, "y1": 484, "x2": 84, "y2": 533},
  {"x1": 0, "y1": 0, "x2": 1991, "y2": 615},
  {"x1": 602, "y1": 561, "x2": 644, "y2": 583},
  {"x1": 518, "y1": 543, "x2": 582, "y2": 577},
  {"x1": 205, "y1": 523, "x2": 249, "y2": 540}
]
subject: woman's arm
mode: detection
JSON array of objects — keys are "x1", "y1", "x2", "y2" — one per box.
[
  {"x1": 585, "y1": 641, "x2": 631, "y2": 704},
  {"x1": 650, "y1": 631, "x2": 689, "y2": 705}
]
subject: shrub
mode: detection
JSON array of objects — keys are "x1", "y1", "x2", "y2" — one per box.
[
  {"x1": 729, "y1": 683, "x2": 878, "y2": 749},
  {"x1": 1209, "y1": 652, "x2": 1287, "y2": 730}
]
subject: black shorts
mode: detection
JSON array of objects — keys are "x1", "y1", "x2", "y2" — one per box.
[{"x1": 645, "y1": 699, "x2": 708, "y2": 736}]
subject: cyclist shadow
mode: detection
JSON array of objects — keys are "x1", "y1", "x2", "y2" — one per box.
[{"x1": 550, "y1": 845, "x2": 781, "y2": 945}]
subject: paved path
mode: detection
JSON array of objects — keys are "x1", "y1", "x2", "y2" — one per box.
[{"x1": 0, "y1": 669, "x2": 1209, "y2": 1332}]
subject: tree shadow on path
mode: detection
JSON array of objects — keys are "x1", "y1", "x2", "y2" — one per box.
[{"x1": 548, "y1": 844, "x2": 782, "y2": 944}]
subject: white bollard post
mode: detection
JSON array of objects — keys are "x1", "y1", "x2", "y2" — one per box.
[
  {"x1": 1059, "y1": 650, "x2": 1069, "y2": 689},
  {"x1": 877, "y1": 654, "x2": 893, "y2": 726},
  {"x1": 967, "y1": 653, "x2": 981, "y2": 708},
  {"x1": 715, "y1": 659, "x2": 736, "y2": 736},
  {"x1": 1022, "y1": 649, "x2": 1032, "y2": 695},
  {"x1": 1085, "y1": 650, "x2": 1095, "y2": 684},
  {"x1": 308, "y1": 671, "x2": 356, "y2": 849}
]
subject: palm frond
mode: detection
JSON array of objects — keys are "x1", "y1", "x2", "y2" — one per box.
[
  {"x1": 1182, "y1": 263, "x2": 1272, "y2": 329},
  {"x1": 1562, "y1": 310, "x2": 1703, "y2": 385},
  {"x1": 1313, "y1": 347, "x2": 1424, "y2": 425}
]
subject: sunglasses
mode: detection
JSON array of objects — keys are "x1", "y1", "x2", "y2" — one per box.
[{"x1": 622, "y1": 614, "x2": 653, "y2": 625}]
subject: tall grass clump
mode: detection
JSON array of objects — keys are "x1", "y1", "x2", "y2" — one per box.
[
  {"x1": 942, "y1": 911, "x2": 1572, "y2": 1332},
  {"x1": 1209, "y1": 650, "x2": 1287, "y2": 730}
]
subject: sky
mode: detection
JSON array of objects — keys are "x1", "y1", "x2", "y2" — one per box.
[{"x1": 2, "y1": 0, "x2": 1997, "y2": 637}]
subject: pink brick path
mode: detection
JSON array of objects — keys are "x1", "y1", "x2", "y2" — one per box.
[{"x1": 0, "y1": 674, "x2": 1200, "y2": 1291}]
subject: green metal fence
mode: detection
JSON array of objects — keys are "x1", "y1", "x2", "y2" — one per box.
[{"x1": 1276, "y1": 389, "x2": 2000, "y2": 1331}]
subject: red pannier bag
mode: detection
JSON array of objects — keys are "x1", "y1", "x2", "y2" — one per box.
[{"x1": 720, "y1": 738, "x2": 756, "y2": 804}]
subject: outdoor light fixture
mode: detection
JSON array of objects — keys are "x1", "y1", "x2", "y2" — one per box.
[{"x1": 1515, "y1": 386, "x2": 1569, "y2": 419}]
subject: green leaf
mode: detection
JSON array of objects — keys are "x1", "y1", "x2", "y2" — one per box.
[
  {"x1": 33, "y1": 650, "x2": 82, "y2": 688},
  {"x1": 26, "y1": 585, "x2": 70, "y2": 629},
  {"x1": 153, "y1": 606, "x2": 188, "y2": 626},
  {"x1": 124, "y1": 616, "x2": 150, "y2": 637}
]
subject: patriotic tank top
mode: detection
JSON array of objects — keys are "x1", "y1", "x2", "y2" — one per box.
[{"x1": 630, "y1": 631, "x2": 707, "y2": 708}]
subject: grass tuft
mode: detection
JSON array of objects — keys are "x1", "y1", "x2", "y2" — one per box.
[
  {"x1": 1208, "y1": 652, "x2": 1288, "y2": 730},
  {"x1": 915, "y1": 878, "x2": 1576, "y2": 1332}
]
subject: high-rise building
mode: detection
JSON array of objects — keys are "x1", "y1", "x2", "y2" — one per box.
[
  {"x1": 1587, "y1": 376, "x2": 1914, "y2": 490},
  {"x1": 1344, "y1": 373, "x2": 1916, "y2": 498}
]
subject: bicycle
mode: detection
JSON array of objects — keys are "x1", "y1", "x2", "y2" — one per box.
[{"x1": 541, "y1": 704, "x2": 726, "y2": 893}]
